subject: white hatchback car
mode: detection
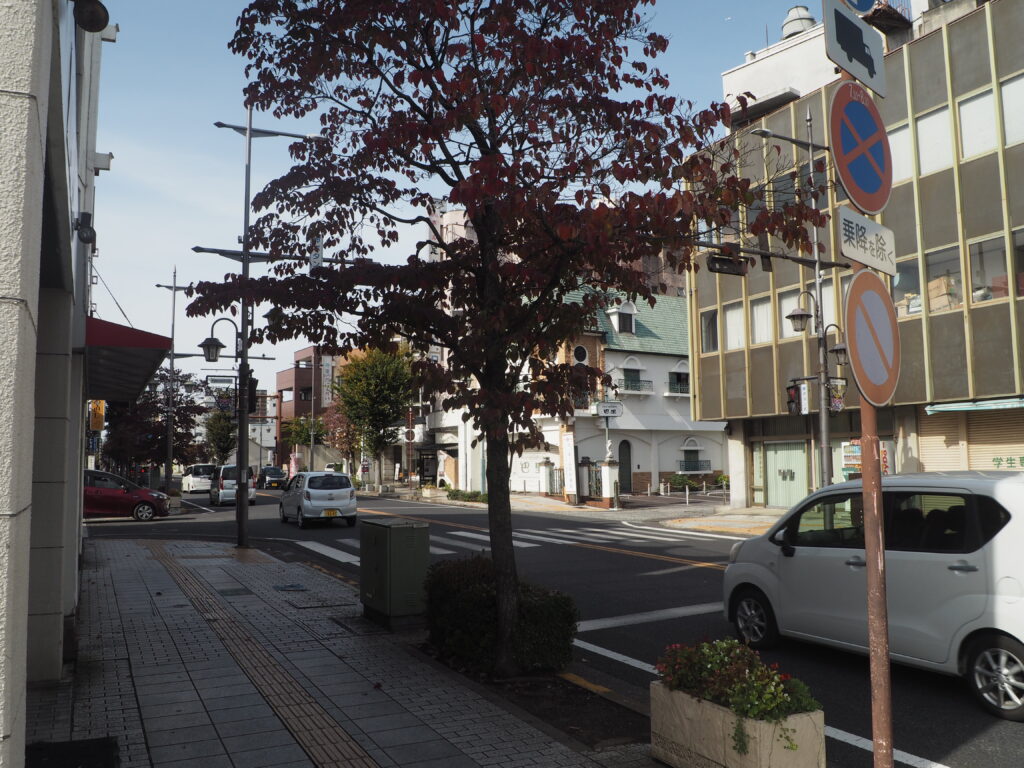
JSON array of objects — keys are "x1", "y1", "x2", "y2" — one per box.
[
  {"x1": 279, "y1": 471, "x2": 357, "y2": 528},
  {"x1": 724, "y1": 471, "x2": 1024, "y2": 720}
]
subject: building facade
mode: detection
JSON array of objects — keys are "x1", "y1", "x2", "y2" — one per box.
[{"x1": 691, "y1": 0, "x2": 1024, "y2": 508}]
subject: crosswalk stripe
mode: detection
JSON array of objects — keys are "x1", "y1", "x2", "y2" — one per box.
[
  {"x1": 512, "y1": 531, "x2": 582, "y2": 545},
  {"x1": 430, "y1": 534, "x2": 491, "y2": 552},
  {"x1": 547, "y1": 528, "x2": 617, "y2": 542},
  {"x1": 296, "y1": 541, "x2": 360, "y2": 566},
  {"x1": 333, "y1": 537, "x2": 456, "y2": 556},
  {"x1": 450, "y1": 531, "x2": 539, "y2": 548}
]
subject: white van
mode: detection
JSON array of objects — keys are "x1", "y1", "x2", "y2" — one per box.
[{"x1": 181, "y1": 464, "x2": 216, "y2": 493}]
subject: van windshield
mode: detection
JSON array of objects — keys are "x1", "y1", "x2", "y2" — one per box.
[
  {"x1": 262, "y1": 468, "x2": 285, "y2": 477},
  {"x1": 192, "y1": 465, "x2": 215, "y2": 477}
]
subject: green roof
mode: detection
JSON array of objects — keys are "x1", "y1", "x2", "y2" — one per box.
[{"x1": 566, "y1": 289, "x2": 689, "y2": 357}]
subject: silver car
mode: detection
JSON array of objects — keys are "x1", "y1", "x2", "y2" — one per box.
[
  {"x1": 280, "y1": 471, "x2": 357, "y2": 528},
  {"x1": 724, "y1": 471, "x2": 1024, "y2": 720}
]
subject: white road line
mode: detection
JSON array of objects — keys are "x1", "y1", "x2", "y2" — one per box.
[
  {"x1": 824, "y1": 727, "x2": 952, "y2": 768},
  {"x1": 572, "y1": 639, "x2": 659, "y2": 675},
  {"x1": 572, "y1": 638, "x2": 945, "y2": 768},
  {"x1": 429, "y1": 545, "x2": 457, "y2": 555},
  {"x1": 179, "y1": 499, "x2": 218, "y2": 514},
  {"x1": 621, "y1": 521, "x2": 745, "y2": 542},
  {"x1": 513, "y1": 531, "x2": 582, "y2": 545},
  {"x1": 548, "y1": 528, "x2": 617, "y2": 542},
  {"x1": 450, "y1": 531, "x2": 539, "y2": 548},
  {"x1": 430, "y1": 534, "x2": 490, "y2": 552},
  {"x1": 577, "y1": 603, "x2": 723, "y2": 632},
  {"x1": 581, "y1": 527, "x2": 690, "y2": 542},
  {"x1": 330, "y1": 539, "x2": 361, "y2": 552},
  {"x1": 295, "y1": 541, "x2": 361, "y2": 566}
]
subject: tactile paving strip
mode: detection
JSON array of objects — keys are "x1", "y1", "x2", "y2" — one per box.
[{"x1": 143, "y1": 542, "x2": 379, "y2": 768}]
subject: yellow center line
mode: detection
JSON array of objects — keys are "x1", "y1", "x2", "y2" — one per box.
[{"x1": 357, "y1": 506, "x2": 725, "y2": 571}]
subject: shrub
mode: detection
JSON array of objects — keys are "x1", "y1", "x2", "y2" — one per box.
[
  {"x1": 425, "y1": 555, "x2": 578, "y2": 674},
  {"x1": 657, "y1": 638, "x2": 819, "y2": 754},
  {"x1": 446, "y1": 489, "x2": 489, "y2": 503},
  {"x1": 668, "y1": 473, "x2": 699, "y2": 491}
]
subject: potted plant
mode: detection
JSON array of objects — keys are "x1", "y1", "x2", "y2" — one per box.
[{"x1": 650, "y1": 638, "x2": 824, "y2": 768}]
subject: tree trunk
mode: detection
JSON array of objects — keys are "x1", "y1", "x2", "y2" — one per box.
[{"x1": 486, "y1": 430, "x2": 520, "y2": 677}]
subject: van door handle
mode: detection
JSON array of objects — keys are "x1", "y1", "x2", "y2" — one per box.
[
  {"x1": 845, "y1": 557, "x2": 866, "y2": 567},
  {"x1": 948, "y1": 562, "x2": 978, "y2": 573}
]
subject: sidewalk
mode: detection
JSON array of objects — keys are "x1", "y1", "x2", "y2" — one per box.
[{"x1": 26, "y1": 538, "x2": 659, "y2": 768}]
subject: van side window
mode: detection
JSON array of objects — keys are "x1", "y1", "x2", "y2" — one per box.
[
  {"x1": 786, "y1": 493, "x2": 864, "y2": 548},
  {"x1": 977, "y1": 496, "x2": 1010, "y2": 546},
  {"x1": 887, "y1": 493, "x2": 969, "y2": 552}
]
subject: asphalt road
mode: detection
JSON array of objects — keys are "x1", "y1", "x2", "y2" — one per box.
[{"x1": 87, "y1": 491, "x2": 1024, "y2": 768}]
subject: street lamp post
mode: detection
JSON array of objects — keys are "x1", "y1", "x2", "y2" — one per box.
[
  {"x1": 752, "y1": 113, "x2": 837, "y2": 489},
  {"x1": 156, "y1": 268, "x2": 190, "y2": 493},
  {"x1": 193, "y1": 105, "x2": 322, "y2": 546}
]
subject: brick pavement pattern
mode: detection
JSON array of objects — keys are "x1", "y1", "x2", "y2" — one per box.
[{"x1": 27, "y1": 539, "x2": 660, "y2": 768}]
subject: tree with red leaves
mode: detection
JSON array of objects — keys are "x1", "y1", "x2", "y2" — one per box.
[{"x1": 189, "y1": 0, "x2": 818, "y2": 674}]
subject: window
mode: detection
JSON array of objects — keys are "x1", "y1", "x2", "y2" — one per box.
[
  {"x1": 888, "y1": 124, "x2": 913, "y2": 183},
  {"x1": 780, "y1": 493, "x2": 864, "y2": 548},
  {"x1": 700, "y1": 309, "x2": 718, "y2": 353},
  {"x1": 969, "y1": 236, "x2": 1009, "y2": 301},
  {"x1": 669, "y1": 371, "x2": 689, "y2": 394},
  {"x1": 724, "y1": 302, "x2": 746, "y2": 350},
  {"x1": 916, "y1": 108, "x2": 952, "y2": 176},
  {"x1": 617, "y1": 312, "x2": 634, "y2": 333},
  {"x1": 1013, "y1": 229, "x2": 1024, "y2": 297},
  {"x1": 778, "y1": 290, "x2": 801, "y2": 339},
  {"x1": 887, "y1": 493, "x2": 968, "y2": 552},
  {"x1": 92, "y1": 473, "x2": 124, "y2": 490},
  {"x1": 572, "y1": 345, "x2": 588, "y2": 364},
  {"x1": 925, "y1": 246, "x2": 963, "y2": 312},
  {"x1": 750, "y1": 297, "x2": 773, "y2": 345},
  {"x1": 623, "y1": 368, "x2": 642, "y2": 388},
  {"x1": 1001, "y1": 73, "x2": 1024, "y2": 146},
  {"x1": 892, "y1": 258, "x2": 922, "y2": 317},
  {"x1": 804, "y1": 279, "x2": 836, "y2": 330},
  {"x1": 959, "y1": 90, "x2": 997, "y2": 158},
  {"x1": 308, "y1": 475, "x2": 352, "y2": 490}
]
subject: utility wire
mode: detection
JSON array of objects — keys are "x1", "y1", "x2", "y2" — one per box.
[{"x1": 93, "y1": 266, "x2": 133, "y2": 327}]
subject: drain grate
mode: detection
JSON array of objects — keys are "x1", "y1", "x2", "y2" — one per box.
[{"x1": 216, "y1": 587, "x2": 253, "y2": 596}]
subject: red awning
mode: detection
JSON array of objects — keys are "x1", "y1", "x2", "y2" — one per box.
[{"x1": 85, "y1": 317, "x2": 171, "y2": 403}]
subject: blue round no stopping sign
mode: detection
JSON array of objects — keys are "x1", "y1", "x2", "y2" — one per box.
[
  {"x1": 842, "y1": 0, "x2": 876, "y2": 12},
  {"x1": 830, "y1": 82, "x2": 892, "y2": 215}
]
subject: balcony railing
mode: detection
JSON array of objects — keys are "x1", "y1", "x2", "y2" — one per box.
[
  {"x1": 616, "y1": 378, "x2": 653, "y2": 392},
  {"x1": 678, "y1": 460, "x2": 712, "y2": 472},
  {"x1": 667, "y1": 380, "x2": 690, "y2": 394}
]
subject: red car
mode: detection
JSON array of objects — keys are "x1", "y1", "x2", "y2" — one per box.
[{"x1": 83, "y1": 470, "x2": 170, "y2": 521}]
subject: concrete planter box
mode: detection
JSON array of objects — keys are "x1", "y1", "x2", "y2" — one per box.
[{"x1": 650, "y1": 682, "x2": 825, "y2": 768}]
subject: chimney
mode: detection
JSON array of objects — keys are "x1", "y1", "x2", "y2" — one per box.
[{"x1": 781, "y1": 5, "x2": 816, "y2": 39}]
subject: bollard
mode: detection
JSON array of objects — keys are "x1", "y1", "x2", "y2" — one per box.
[{"x1": 685, "y1": 486, "x2": 689, "y2": 505}]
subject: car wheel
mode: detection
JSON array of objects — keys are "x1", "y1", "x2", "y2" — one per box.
[
  {"x1": 297, "y1": 509, "x2": 307, "y2": 529},
  {"x1": 732, "y1": 587, "x2": 779, "y2": 650},
  {"x1": 133, "y1": 503, "x2": 156, "y2": 522},
  {"x1": 966, "y1": 634, "x2": 1024, "y2": 720},
  {"x1": 279, "y1": 505, "x2": 287, "y2": 523},
  {"x1": 346, "y1": 516, "x2": 357, "y2": 528}
]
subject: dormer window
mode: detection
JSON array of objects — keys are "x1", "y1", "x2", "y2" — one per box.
[{"x1": 607, "y1": 301, "x2": 637, "y2": 334}]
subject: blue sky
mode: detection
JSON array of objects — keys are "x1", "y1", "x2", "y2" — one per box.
[{"x1": 93, "y1": 1, "x2": 811, "y2": 390}]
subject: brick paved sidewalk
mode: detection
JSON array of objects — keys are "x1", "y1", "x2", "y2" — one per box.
[{"x1": 26, "y1": 539, "x2": 658, "y2": 768}]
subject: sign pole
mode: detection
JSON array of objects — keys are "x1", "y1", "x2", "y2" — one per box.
[{"x1": 860, "y1": 390, "x2": 893, "y2": 768}]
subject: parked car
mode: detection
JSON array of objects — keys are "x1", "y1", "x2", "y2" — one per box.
[
  {"x1": 723, "y1": 471, "x2": 1024, "y2": 720},
  {"x1": 83, "y1": 470, "x2": 170, "y2": 521},
  {"x1": 279, "y1": 471, "x2": 357, "y2": 528},
  {"x1": 209, "y1": 465, "x2": 256, "y2": 507},
  {"x1": 181, "y1": 463, "x2": 216, "y2": 493},
  {"x1": 257, "y1": 466, "x2": 287, "y2": 490},
  {"x1": 324, "y1": 463, "x2": 339, "y2": 472}
]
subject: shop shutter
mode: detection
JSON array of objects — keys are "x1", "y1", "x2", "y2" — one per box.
[
  {"x1": 917, "y1": 409, "x2": 963, "y2": 471},
  {"x1": 967, "y1": 410, "x2": 1024, "y2": 471}
]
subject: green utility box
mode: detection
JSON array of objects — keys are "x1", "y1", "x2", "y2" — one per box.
[{"x1": 359, "y1": 517, "x2": 429, "y2": 629}]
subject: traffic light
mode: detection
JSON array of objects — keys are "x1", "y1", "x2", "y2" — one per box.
[
  {"x1": 706, "y1": 255, "x2": 749, "y2": 276},
  {"x1": 786, "y1": 384, "x2": 800, "y2": 415},
  {"x1": 247, "y1": 377, "x2": 258, "y2": 414}
]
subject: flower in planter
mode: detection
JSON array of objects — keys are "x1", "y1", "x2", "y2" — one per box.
[{"x1": 656, "y1": 638, "x2": 819, "y2": 754}]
